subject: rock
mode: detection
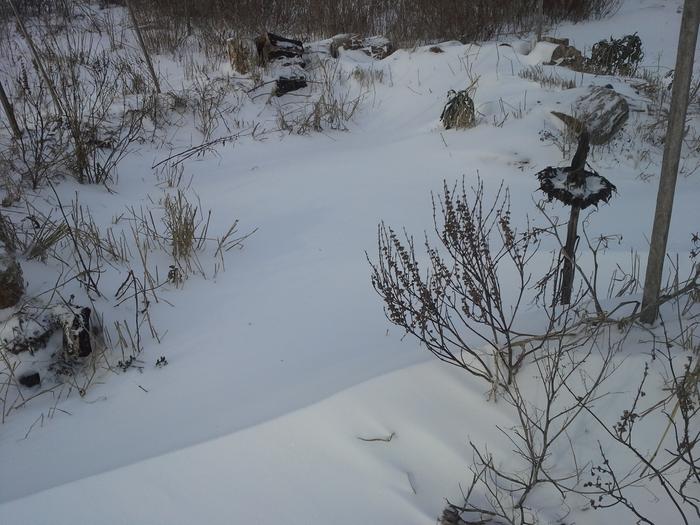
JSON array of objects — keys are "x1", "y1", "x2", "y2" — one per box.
[
  {"x1": 546, "y1": 42, "x2": 585, "y2": 71},
  {"x1": 58, "y1": 306, "x2": 94, "y2": 357},
  {"x1": 552, "y1": 86, "x2": 629, "y2": 145},
  {"x1": 541, "y1": 36, "x2": 570, "y2": 47},
  {"x1": 329, "y1": 34, "x2": 352, "y2": 58},
  {"x1": 330, "y1": 34, "x2": 394, "y2": 60},
  {"x1": 19, "y1": 372, "x2": 40, "y2": 388},
  {"x1": 0, "y1": 246, "x2": 24, "y2": 309},
  {"x1": 274, "y1": 76, "x2": 307, "y2": 96}
]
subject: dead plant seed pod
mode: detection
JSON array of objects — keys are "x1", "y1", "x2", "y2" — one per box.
[
  {"x1": 440, "y1": 89, "x2": 476, "y2": 130},
  {"x1": 536, "y1": 129, "x2": 616, "y2": 209},
  {"x1": 536, "y1": 166, "x2": 616, "y2": 209}
]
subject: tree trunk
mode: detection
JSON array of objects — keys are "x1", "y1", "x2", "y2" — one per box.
[
  {"x1": 641, "y1": 0, "x2": 700, "y2": 323},
  {"x1": 0, "y1": 79, "x2": 21, "y2": 139},
  {"x1": 126, "y1": 0, "x2": 161, "y2": 94}
]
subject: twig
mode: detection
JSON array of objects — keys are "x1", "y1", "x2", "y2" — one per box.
[{"x1": 357, "y1": 431, "x2": 396, "y2": 443}]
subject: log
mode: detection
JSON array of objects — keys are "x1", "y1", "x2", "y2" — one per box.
[
  {"x1": 255, "y1": 32, "x2": 304, "y2": 66},
  {"x1": 275, "y1": 77, "x2": 307, "y2": 96}
]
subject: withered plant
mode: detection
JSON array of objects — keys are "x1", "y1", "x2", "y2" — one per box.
[{"x1": 369, "y1": 179, "x2": 544, "y2": 388}]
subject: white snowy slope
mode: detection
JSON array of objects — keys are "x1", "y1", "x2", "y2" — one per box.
[
  {"x1": 1, "y1": 362, "x2": 515, "y2": 525},
  {"x1": 1, "y1": 0, "x2": 699, "y2": 523}
]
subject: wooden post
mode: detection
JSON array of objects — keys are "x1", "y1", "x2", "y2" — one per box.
[
  {"x1": 560, "y1": 131, "x2": 589, "y2": 305},
  {"x1": 126, "y1": 0, "x2": 161, "y2": 94},
  {"x1": 0, "y1": 79, "x2": 21, "y2": 139},
  {"x1": 641, "y1": 0, "x2": 700, "y2": 323},
  {"x1": 9, "y1": 0, "x2": 64, "y2": 115},
  {"x1": 560, "y1": 206, "x2": 580, "y2": 305}
]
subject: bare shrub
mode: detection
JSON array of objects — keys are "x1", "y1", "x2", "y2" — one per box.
[
  {"x1": 2, "y1": 77, "x2": 67, "y2": 190},
  {"x1": 518, "y1": 65, "x2": 577, "y2": 90},
  {"x1": 190, "y1": 75, "x2": 230, "y2": 140},
  {"x1": 163, "y1": 190, "x2": 199, "y2": 262},
  {"x1": 539, "y1": 122, "x2": 579, "y2": 160},
  {"x1": 369, "y1": 179, "x2": 545, "y2": 388},
  {"x1": 445, "y1": 316, "x2": 619, "y2": 525},
  {"x1": 5, "y1": 15, "x2": 149, "y2": 186},
  {"x1": 352, "y1": 66, "x2": 384, "y2": 89},
  {"x1": 442, "y1": 266, "x2": 700, "y2": 525},
  {"x1": 45, "y1": 42, "x2": 145, "y2": 184},
  {"x1": 275, "y1": 59, "x2": 364, "y2": 134},
  {"x1": 127, "y1": 0, "x2": 621, "y2": 51}
]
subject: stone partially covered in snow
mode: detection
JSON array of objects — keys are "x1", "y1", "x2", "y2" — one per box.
[
  {"x1": 553, "y1": 86, "x2": 629, "y2": 145},
  {"x1": 2, "y1": 303, "x2": 99, "y2": 357},
  {"x1": 56, "y1": 305, "x2": 94, "y2": 358},
  {"x1": 0, "y1": 244, "x2": 24, "y2": 309},
  {"x1": 536, "y1": 39, "x2": 585, "y2": 70},
  {"x1": 274, "y1": 77, "x2": 308, "y2": 97},
  {"x1": 330, "y1": 34, "x2": 394, "y2": 60}
]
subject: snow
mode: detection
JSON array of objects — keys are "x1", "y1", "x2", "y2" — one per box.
[
  {"x1": 547, "y1": 167, "x2": 608, "y2": 197},
  {"x1": 527, "y1": 41, "x2": 560, "y2": 64},
  {"x1": 1, "y1": 1, "x2": 699, "y2": 523},
  {"x1": 0, "y1": 362, "x2": 513, "y2": 525}
]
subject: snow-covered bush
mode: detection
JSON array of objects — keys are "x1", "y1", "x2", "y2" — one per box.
[
  {"x1": 587, "y1": 33, "x2": 644, "y2": 77},
  {"x1": 440, "y1": 89, "x2": 476, "y2": 130}
]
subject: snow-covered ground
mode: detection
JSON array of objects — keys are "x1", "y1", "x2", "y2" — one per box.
[{"x1": 1, "y1": 1, "x2": 699, "y2": 523}]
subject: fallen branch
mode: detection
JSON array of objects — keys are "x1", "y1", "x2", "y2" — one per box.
[{"x1": 357, "y1": 431, "x2": 396, "y2": 443}]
